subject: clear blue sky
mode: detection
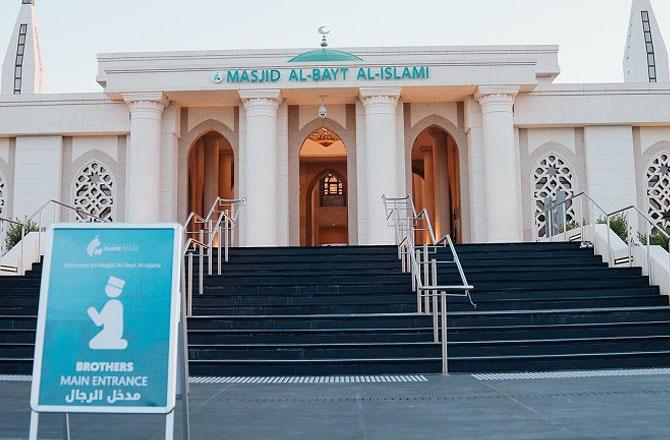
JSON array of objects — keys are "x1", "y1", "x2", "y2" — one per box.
[{"x1": 1, "y1": 0, "x2": 669, "y2": 93}]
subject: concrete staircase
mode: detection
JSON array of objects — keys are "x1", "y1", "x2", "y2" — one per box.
[{"x1": 2, "y1": 242, "x2": 670, "y2": 375}]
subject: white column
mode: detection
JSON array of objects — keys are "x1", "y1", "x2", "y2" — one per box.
[
  {"x1": 360, "y1": 87, "x2": 401, "y2": 244},
  {"x1": 123, "y1": 93, "x2": 167, "y2": 223},
  {"x1": 475, "y1": 86, "x2": 521, "y2": 242},
  {"x1": 239, "y1": 89, "x2": 282, "y2": 246}
]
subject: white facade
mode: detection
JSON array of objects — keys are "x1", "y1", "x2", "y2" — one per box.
[{"x1": 3, "y1": 1, "x2": 670, "y2": 245}]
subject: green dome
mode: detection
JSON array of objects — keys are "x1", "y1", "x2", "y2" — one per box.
[{"x1": 289, "y1": 49, "x2": 362, "y2": 63}]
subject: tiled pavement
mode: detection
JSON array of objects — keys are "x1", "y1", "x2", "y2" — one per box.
[{"x1": 2, "y1": 371, "x2": 670, "y2": 439}]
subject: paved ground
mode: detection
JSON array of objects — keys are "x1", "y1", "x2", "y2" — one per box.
[{"x1": 3, "y1": 371, "x2": 670, "y2": 439}]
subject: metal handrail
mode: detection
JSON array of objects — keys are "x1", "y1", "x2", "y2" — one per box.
[
  {"x1": 541, "y1": 192, "x2": 670, "y2": 294},
  {"x1": 605, "y1": 205, "x2": 670, "y2": 285},
  {"x1": 182, "y1": 237, "x2": 210, "y2": 317},
  {"x1": 539, "y1": 191, "x2": 609, "y2": 243},
  {"x1": 0, "y1": 217, "x2": 24, "y2": 269},
  {"x1": 26, "y1": 199, "x2": 105, "y2": 224},
  {"x1": 12, "y1": 200, "x2": 103, "y2": 275},
  {"x1": 382, "y1": 194, "x2": 474, "y2": 374},
  {"x1": 0, "y1": 217, "x2": 24, "y2": 227},
  {"x1": 181, "y1": 196, "x2": 245, "y2": 316},
  {"x1": 204, "y1": 197, "x2": 245, "y2": 224}
]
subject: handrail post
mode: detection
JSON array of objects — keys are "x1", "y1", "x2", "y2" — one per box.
[
  {"x1": 198, "y1": 231, "x2": 204, "y2": 296},
  {"x1": 440, "y1": 291, "x2": 448, "y2": 375},
  {"x1": 563, "y1": 202, "x2": 568, "y2": 241},
  {"x1": 422, "y1": 244, "x2": 429, "y2": 314},
  {"x1": 431, "y1": 259, "x2": 438, "y2": 343},
  {"x1": 187, "y1": 252, "x2": 193, "y2": 317},
  {"x1": 224, "y1": 211, "x2": 230, "y2": 263},
  {"x1": 20, "y1": 226, "x2": 25, "y2": 276},
  {"x1": 207, "y1": 225, "x2": 213, "y2": 276},
  {"x1": 218, "y1": 222, "x2": 223, "y2": 274},
  {"x1": 607, "y1": 216, "x2": 613, "y2": 266},
  {"x1": 549, "y1": 203, "x2": 554, "y2": 242},
  {"x1": 37, "y1": 211, "x2": 42, "y2": 263},
  {"x1": 414, "y1": 249, "x2": 421, "y2": 311},
  {"x1": 580, "y1": 196, "x2": 585, "y2": 245},
  {"x1": 646, "y1": 221, "x2": 651, "y2": 278}
]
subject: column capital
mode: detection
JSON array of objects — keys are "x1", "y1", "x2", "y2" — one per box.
[
  {"x1": 359, "y1": 87, "x2": 401, "y2": 107},
  {"x1": 474, "y1": 85, "x2": 520, "y2": 108},
  {"x1": 122, "y1": 92, "x2": 169, "y2": 116},
  {"x1": 239, "y1": 89, "x2": 282, "y2": 110}
]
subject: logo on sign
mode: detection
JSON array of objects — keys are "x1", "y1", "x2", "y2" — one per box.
[
  {"x1": 86, "y1": 235, "x2": 140, "y2": 257},
  {"x1": 211, "y1": 72, "x2": 223, "y2": 84},
  {"x1": 87, "y1": 236, "x2": 103, "y2": 257}
]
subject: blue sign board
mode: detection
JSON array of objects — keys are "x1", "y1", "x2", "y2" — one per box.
[{"x1": 30, "y1": 224, "x2": 182, "y2": 414}]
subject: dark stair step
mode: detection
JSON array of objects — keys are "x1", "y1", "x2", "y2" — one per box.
[
  {"x1": 440, "y1": 268, "x2": 643, "y2": 283},
  {"x1": 467, "y1": 286, "x2": 659, "y2": 300},
  {"x1": 448, "y1": 351, "x2": 670, "y2": 373},
  {"x1": 191, "y1": 293, "x2": 419, "y2": 306},
  {"x1": 469, "y1": 277, "x2": 650, "y2": 291},
  {"x1": 0, "y1": 306, "x2": 37, "y2": 315},
  {"x1": 449, "y1": 335, "x2": 670, "y2": 357},
  {"x1": 187, "y1": 314, "x2": 433, "y2": 330},
  {"x1": 447, "y1": 295, "x2": 668, "y2": 311},
  {"x1": 0, "y1": 329, "x2": 36, "y2": 343},
  {"x1": 0, "y1": 358, "x2": 32, "y2": 375},
  {"x1": 188, "y1": 342, "x2": 441, "y2": 360},
  {"x1": 201, "y1": 283, "x2": 412, "y2": 295},
  {"x1": 188, "y1": 357, "x2": 441, "y2": 376},
  {"x1": 201, "y1": 274, "x2": 411, "y2": 286},
  {"x1": 448, "y1": 306, "x2": 670, "y2": 327},
  {"x1": 0, "y1": 316, "x2": 37, "y2": 330},
  {"x1": 191, "y1": 303, "x2": 418, "y2": 315},
  {"x1": 187, "y1": 327, "x2": 435, "y2": 344},
  {"x1": 448, "y1": 320, "x2": 670, "y2": 341}
]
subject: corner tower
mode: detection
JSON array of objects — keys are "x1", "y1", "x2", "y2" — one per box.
[
  {"x1": 1, "y1": 0, "x2": 45, "y2": 94},
  {"x1": 624, "y1": 0, "x2": 669, "y2": 82}
]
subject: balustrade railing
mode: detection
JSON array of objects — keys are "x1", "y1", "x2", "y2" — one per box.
[
  {"x1": 539, "y1": 191, "x2": 670, "y2": 295},
  {"x1": 182, "y1": 197, "x2": 245, "y2": 317},
  {"x1": 382, "y1": 195, "x2": 474, "y2": 374}
]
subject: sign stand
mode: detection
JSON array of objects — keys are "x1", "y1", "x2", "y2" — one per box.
[{"x1": 28, "y1": 224, "x2": 190, "y2": 440}]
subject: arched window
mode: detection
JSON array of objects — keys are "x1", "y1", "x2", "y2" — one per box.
[
  {"x1": 319, "y1": 173, "x2": 345, "y2": 207},
  {"x1": 73, "y1": 161, "x2": 115, "y2": 222},
  {"x1": 647, "y1": 152, "x2": 670, "y2": 226},
  {"x1": 533, "y1": 153, "x2": 576, "y2": 238}
]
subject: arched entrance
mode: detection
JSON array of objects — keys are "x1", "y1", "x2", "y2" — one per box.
[
  {"x1": 187, "y1": 131, "x2": 235, "y2": 217},
  {"x1": 411, "y1": 126, "x2": 461, "y2": 243},
  {"x1": 299, "y1": 127, "x2": 348, "y2": 246}
]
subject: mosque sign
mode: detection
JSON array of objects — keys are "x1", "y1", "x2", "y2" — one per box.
[
  {"x1": 212, "y1": 66, "x2": 430, "y2": 84},
  {"x1": 30, "y1": 224, "x2": 183, "y2": 415}
]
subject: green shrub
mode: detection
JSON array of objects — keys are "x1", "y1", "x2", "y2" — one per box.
[
  {"x1": 596, "y1": 214, "x2": 630, "y2": 242},
  {"x1": 563, "y1": 220, "x2": 583, "y2": 232},
  {"x1": 4, "y1": 219, "x2": 43, "y2": 251},
  {"x1": 638, "y1": 224, "x2": 670, "y2": 250}
]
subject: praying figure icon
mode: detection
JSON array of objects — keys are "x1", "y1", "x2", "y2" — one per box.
[{"x1": 87, "y1": 276, "x2": 128, "y2": 350}]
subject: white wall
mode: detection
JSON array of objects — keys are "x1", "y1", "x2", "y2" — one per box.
[
  {"x1": 0, "y1": 94, "x2": 128, "y2": 136},
  {"x1": 13, "y1": 135, "x2": 62, "y2": 219},
  {"x1": 584, "y1": 126, "x2": 637, "y2": 215}
]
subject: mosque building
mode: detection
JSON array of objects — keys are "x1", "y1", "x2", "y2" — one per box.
[{"x1": 1, "y1": 0, "x2": 670, "y2": 247}]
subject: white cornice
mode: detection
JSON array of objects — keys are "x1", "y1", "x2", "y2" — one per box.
[{"x1": 97, "y1": 45, "x2": 559, "y2": 62}]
